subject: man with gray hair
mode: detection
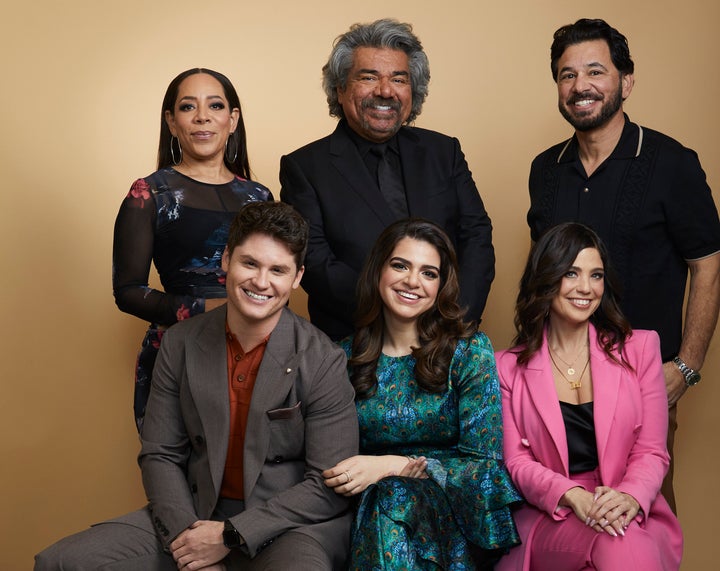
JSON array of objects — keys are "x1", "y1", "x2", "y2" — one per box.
[{"x1": 281, "y1": 18, "x2": 494, "y2": 340}]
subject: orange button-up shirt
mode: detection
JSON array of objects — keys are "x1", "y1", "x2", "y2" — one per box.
[{"x1": 220, "y1": 325, "x2": 268, "y2": 499}]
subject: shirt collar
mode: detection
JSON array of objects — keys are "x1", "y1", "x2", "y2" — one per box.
[
  {"x1": 557, "y1": 113, "x2": 643, "y2": 163},
  {"x1": 341, "y1": 119, "x2": 401, "y2": 157}
]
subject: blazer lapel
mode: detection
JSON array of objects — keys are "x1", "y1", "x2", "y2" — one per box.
[
  {"x1": 588, "y1": 324, "x2": 621, "y2": 474},
  {"x1": 397, "y1": 127, "x2": 429, "y2": 216},
  {"x1": 328, "y1": 124, "x2": 396, "y2": 226},
  {"x1": 526, "y1": 336, "x2": 570, "y2": 475},
  {"x1": 187, "y1": 308, "x2": 232, "y2": 498},
  {"x1": 242, "y1": 309, "x2": 300, "y2": 498}
]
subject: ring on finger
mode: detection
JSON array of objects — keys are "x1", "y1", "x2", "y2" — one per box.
[{"x1": 344, "y1": 471, "x2": 352, "y2": 484}]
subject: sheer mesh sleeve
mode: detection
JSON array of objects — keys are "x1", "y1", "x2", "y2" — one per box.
[{"x1": 112, "y1": 178, "x2": 202, "y2": 326}]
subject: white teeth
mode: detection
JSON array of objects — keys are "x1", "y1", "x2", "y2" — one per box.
[
  {"x1": 572, "y1": 299, "x2": 590, "y2": 306},
  {"x1": 397, "y1": 291, "x2": 419, "y2": 300},
  {"x1": 245, "y1": 290, "x2": 270, "y2": 301},
  {"x1": 575, "y1": 100, "x2": 594, "y2": 107},
  {"x1": 375, "y1": 105, "x2": 392, "y2": 111}
]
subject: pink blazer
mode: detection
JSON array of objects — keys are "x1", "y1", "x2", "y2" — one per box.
[{"x1": 495, "y1": 326, "x2": 682, "y2": 570}]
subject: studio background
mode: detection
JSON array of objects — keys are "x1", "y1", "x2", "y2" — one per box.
[{"x1": 1, "y1": 1, "x2": 717, "y2": 568}]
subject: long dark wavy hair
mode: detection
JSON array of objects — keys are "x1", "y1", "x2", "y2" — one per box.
[
  {"x1": 349, "y1": 219, "x2": 475, "y2": 398},
  {"x1": 512, "y1": 223, "x2": 631, "y2": 366},
  {"x1": 157, "y1": 68, "x2": 251, "y2": 179}
]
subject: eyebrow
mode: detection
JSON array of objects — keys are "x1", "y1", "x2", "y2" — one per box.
[
  {"x1": 239, "y1": 254, "x2": 292, "y2": 272},
  {"x1": 177, "y1": 94, "x2": 225, "y2": 102},
  {"x1": 356, "y1": 68, "x2": 409, "y2": 77},
  {"x1": 559, "y1": 61, "x2": 609, "y2": 75},
  {"x1": 391, "y1": 256, "x2": 440, "y2": 273}
]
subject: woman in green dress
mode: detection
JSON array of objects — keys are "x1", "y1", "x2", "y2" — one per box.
[{"x1": 323, "y1": 219, "x2": 520, "y2": 570}]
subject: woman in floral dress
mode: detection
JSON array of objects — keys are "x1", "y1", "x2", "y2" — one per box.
[
  {"x1": 323, "y1": 219, "x2": 520, "y2": 570},
  {"x1": 112, "y1": 68, "x2": 271, "y2": 431}
]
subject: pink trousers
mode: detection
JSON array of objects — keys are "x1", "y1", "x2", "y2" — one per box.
[{"x1": 528, "y1": 470, "x2": 680, "y2": 571}]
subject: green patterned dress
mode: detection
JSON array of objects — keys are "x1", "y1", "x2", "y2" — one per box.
[{"x1": 341, "y1": 332, "x2": 521, "y2": 570}]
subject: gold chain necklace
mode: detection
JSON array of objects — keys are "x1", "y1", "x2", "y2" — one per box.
[
  {"x1": 549, "y1": 345, "x2": 586, "y2": 376},
  {"x1": 549, "y1": 351, "x2": 589, "y2": 390}
]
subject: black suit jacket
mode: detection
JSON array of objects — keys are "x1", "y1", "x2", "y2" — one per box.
[{"x1": 280, "y1": 122, "x2": 494, "y2": 340}]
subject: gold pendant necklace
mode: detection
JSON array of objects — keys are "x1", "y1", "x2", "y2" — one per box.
[
  {"x1": 549, "y1": 351, "x2": 589, "y2": 390},
  {"x1": 549, "y1": 346, "x2": 586, "y2": 376}
]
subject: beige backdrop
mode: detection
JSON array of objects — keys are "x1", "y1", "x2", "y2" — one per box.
[{"x1": 2, "y1": 1, "x2": 717, "y2": 569}]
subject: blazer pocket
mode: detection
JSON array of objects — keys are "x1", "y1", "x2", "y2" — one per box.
[{"x1": 266, "y1": 401, "x2": 302, "y2": 420}]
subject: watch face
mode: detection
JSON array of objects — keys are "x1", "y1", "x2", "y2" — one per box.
[{"x1": 686, "y1": 372, "x2": 701, "y2": 386}]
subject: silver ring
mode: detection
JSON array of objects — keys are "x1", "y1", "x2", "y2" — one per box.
[{"x1": 344, "y1": 471, "x2": 352, "y2": 484}]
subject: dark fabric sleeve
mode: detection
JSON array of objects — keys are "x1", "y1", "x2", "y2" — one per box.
[
  {"x1": 279, "y1": 154, "x2": 359, "y2": 322},
  {"x1": 661, "y1": 146, "x2": 720, "y2": 260},
  {"x1": 450, "y1": 139, "x2": 495, "y2": 324},
  {"x1": 112, "y1": 178, "x2": 202, "y2": 326}
]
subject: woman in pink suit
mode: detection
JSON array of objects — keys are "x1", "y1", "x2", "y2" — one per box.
[{"x1": 496, "y1": 223, "x2": 682, "y2": 571}]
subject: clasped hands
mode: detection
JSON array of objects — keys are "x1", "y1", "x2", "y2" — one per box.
[
  {"x1": 561, "y1": 485, "x2": 640, "y2": 537},
  {"x1": 323, "y1": 454, "x2": 428, "y2": 496}
]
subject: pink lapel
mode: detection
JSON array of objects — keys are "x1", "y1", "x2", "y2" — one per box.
[
  {"x1": 588, "y1": 324, "x2": 621, "y2": 477},
  {"x1": 525, "y1": 334, "x2": 569, "y2": 475}
]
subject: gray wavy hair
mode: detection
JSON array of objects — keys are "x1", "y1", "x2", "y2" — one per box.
[{"x1": 322, "y1": 18, "x2": 430, "y2": 123}]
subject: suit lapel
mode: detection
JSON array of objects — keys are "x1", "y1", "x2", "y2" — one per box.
[
  {"x1": 526, "y1": 336, "x2": 570, "y2": 474},
  {"x1": 589, "y1": 324, "x2": 621, "y2": 474},
  {"x1": 242, "y1": 309, "x2": 300, "y2": 498},
  {"x1": 329, "y1": 124, "x2": 395, "y2": 226},
  {"x1": 187, "y1": 308, "x2": 231, "y2": 497},
  {"x1": 397, "y1": 127, "x2": 429, "y2": 216}
]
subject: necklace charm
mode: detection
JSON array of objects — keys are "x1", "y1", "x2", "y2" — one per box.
[
  {"x1": 569, "y1": 380, "x2": 581, "y2": 390},
  {"x1": 567, "y1": 367, "x2": 576, "y2": 376}
]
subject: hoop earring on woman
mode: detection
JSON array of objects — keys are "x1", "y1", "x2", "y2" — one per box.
[
  {"x1": 225, "y1": 132, "x2": 238, "y2": 164},
  {"x1": 170, "y1": 136, "x2": 183, "y2": 166}
]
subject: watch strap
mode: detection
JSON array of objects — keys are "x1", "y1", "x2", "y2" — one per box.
[{"x1": 672, "y1": 356, "x2": 701, "y2": 386}]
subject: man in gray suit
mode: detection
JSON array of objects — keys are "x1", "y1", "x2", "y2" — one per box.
[{"x1": 36, "y1": 202, "x2": 359, "y2": 570}]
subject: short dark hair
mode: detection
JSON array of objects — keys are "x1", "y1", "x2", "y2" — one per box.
[
  {"x1": 226, "y1": 202, "x2": 308, "y2": 270},
  {"x1": 349, "y1": 219, "x2": 474, "y2": 398},
  {"x1": 512, "y1": 222, "x2": 631, "y2": 365},
  {"x1": 158, "y1": 68, "x2": 251, "y2": 179},
  {"x1": 322, "y1": 18, "x2": 430, "y2": 123},
  {"x1": 550, "y1": 18, "x2": 634, "y2": 81}
]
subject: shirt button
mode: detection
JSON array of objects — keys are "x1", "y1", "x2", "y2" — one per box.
[
  {"x1": 235, "y1": 354, "x2": 242, "y2": 361},
  {"x1": 237, "y1": 374, "x2": 245, "y2": 382},
  {"x1": 583, "y1": 187, "x2": 589, "y2": 193}
]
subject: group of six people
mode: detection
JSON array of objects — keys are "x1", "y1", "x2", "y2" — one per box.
[{"x1": 36, "y1": 15, "x2": 719, "y2": 571}]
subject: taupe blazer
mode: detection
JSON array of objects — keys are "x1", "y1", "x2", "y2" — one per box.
[{"x1": 139, "y1": 306, "x2": 359, "y2": 560}]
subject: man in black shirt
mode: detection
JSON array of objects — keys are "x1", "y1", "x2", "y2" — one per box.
[{"x1": 528, "y1": 18, "x2": 720, "y2": 513}]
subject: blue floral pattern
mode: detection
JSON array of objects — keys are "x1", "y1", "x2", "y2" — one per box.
[{"x1": 341, "y1": 332, "x2": 521, "y2": 570}]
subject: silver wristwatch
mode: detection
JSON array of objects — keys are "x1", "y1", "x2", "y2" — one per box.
[{"x1": 672, "y1": 356, "x2": 701, "y2": 387}]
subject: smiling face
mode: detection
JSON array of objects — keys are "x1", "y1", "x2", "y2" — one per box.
[
  {"x1": 550, "y1": 247, "x2": 604, "y2": 328},
  {"x1": 379, "y1": 237, "x2": 441, "y2": 326},
  {"x1": 222, "y1": 233, "x2": 303, "y2": 335},
  {"x1": 556, "y1": 40, "x2": 633, "y2": 132},
  {"x1": 164, "y1": 73, "x2": 239, "y2": 164},
  {"x1": 337, "y1": 47, "x2": 413, "y2": 143}
]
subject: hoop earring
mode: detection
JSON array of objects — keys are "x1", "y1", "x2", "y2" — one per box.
[
  {"x1": 170, "y1": 136, "x2": 183, "y2": 166},
  {"x1": 225, "y1": 132, "x2": 238, "y2": 163}
]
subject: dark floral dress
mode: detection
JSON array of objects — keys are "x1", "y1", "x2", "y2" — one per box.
[
  {"x1": 112, "y1": 167, "x2": 272, "y2": 431},
  {"x1": 341, "y1": 332, "x2": 521, "y2": 570}
]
